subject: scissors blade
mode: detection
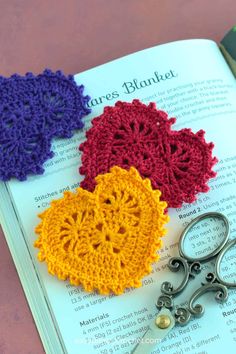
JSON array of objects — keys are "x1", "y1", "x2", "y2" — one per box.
[{"x1": 131, "y1": 308, "x2": 175, "y2": 354}]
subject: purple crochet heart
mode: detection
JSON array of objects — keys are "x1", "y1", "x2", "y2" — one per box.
[
  {"x1": 0, "y1": 69, "x2": 91, "y2": 138},
  {"x1": 0, "y1": 69, "x2": 91, "y2": 181}
]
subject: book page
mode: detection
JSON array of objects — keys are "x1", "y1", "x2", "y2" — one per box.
[{"x1": 4, "y1": 39, "x2": 236, "y2": 354}]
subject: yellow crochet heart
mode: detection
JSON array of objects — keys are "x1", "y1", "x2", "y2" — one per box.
[{"x1": 34, "y1": 166, "x2": 169, "y2": 295}]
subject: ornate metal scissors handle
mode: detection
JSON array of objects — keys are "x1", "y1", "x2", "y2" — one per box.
[
  {"x1": 157, "y1": 212, "x2": 232, "y2": 325},
  {"x1": 132, "y1": 212, "x2": 236, "y2": 354}
]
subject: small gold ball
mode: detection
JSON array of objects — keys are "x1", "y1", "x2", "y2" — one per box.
[{"x1": 155, "y1": 314, "x2": 171, "y2": 329}]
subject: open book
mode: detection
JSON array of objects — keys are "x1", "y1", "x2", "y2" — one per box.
[{"x1": 1, "y1": 28, "x2": 236, "y2": 354}]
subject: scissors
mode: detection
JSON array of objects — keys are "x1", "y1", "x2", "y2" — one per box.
[{"x1": 132, "y1": 212, "x2": 236, "y2": 354}]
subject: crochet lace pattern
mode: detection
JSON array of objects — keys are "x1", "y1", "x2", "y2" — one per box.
[
  {"x1": 0, "y1": 124, "x2": 54, "y2": 180},
  {"x1": 34, "y1": 166, "x2": 169, "y2": 295},
  {"x1": 79, "y1": 100, "x2": 217, "y2": 208},
  {"x1": 0, "y1": 69, "x2": 91, "y2": 181}
]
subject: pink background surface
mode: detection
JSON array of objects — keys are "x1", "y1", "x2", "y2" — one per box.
[{"x1": 0, "y1": 1, "x2": 235, "y2": 353}]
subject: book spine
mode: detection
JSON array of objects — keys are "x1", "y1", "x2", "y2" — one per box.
[{"x1": 220, "y1": 26, "x2": 236, "y2": 76}]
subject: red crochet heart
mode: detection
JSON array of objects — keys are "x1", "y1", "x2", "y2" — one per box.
[{"x1": 79, "y1": 100, "x2": 217, "y2": 208}]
